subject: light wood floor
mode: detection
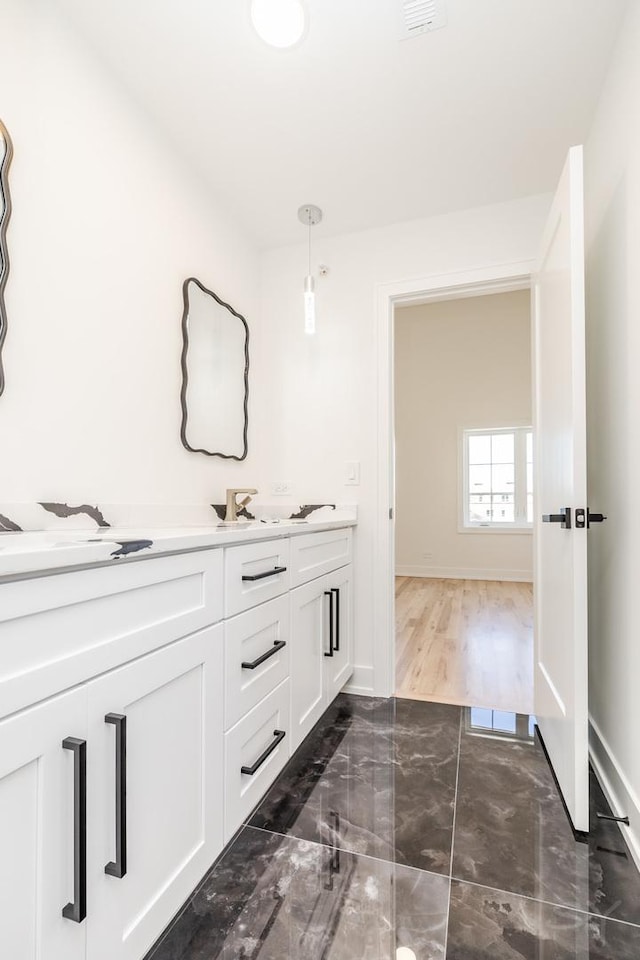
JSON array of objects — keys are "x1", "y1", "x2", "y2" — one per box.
[{"x1": 395, "y1": 577, "x2": 534, "y2": 714}]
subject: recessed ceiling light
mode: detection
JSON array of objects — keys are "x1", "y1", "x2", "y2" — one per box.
[{"x1": 251, "y1": 0, "x2": 306, "y2": 49}]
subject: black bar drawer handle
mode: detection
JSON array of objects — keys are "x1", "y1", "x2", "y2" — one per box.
[
  {"x1": 241, "y1": 729, "x2": 286, "y2": 776},
  {"x1": 104, "y1": 713, "x2": 127, "y2": 879},
  {"x1": 62, "y1": 737, "x2": 87, "y2": 923},
  {"x1": 331, "y1": 587, "x2": 341, "y2": 653},
  {"x1": 324, "y1": 590, "x2": 334, "y2": 657},
  {"x1": 242, "y1": 566, "x2": 287, "y2": 582},
  {"x1": 242, "y1": 640, "x2": 287, "y2": 670}
]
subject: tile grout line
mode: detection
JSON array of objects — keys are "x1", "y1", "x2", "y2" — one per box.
[
  {"x1": 247, "y1": 820, "x2": 640, "y2": 934},
  {"x1": 447, "y1": 875, "x2": 640, "y2": 932},
  {"x1": 245, "y1": 823, "x2": 451, "y2": 883},
  {"x1": 443, "y1": 707, "x2": 464, "y2": 958}
]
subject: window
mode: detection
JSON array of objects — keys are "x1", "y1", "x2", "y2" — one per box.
[{"x1": 462, "y1": 426, "x2": 533, "y2": 530}]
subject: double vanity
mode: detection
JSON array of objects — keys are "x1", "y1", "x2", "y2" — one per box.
[{"x1": 0, "y1": 517, "x2": 355, "y2": 960}]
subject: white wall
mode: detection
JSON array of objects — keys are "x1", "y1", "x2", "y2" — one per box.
[
  {"x1": 394, "y1": 291, "x2": 532, "y2": 582},
  {"x1": 0, "y1": 0, "x2": 552, "y2": 697},
  {"x1": 0, "y1": 0, "x2": 259, "y2": 504},
  {"x1": 584, "y1": 1, "x2": 640, "y2": 866},
  {"x1": 257, "y1": 194, "x2": 551, "y2": 693}
]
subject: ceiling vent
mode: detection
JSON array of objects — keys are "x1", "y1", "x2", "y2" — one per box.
[{"x1": 399, "y1": 0, "x2": 447, "y2": 40}]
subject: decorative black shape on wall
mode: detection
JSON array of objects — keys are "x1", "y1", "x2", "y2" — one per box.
[
  {"x1": 0, "y1": 512, "x2": 21, "y2": 532},
  {"x1": 0, "y1": 119, "x2": 13, "y2": 398},
  {"x1": 180, "y1": 277, "x2": 249, "y2": 461},
  {"x1": 39, "y1": 502, "x2": 111, "y2": 527},
  {"x1": 290, "y1": 504, "x2": 336, "y2": 520},
  {"x1": 110, "y1": 539, "x2": 153, "y2": 558}
]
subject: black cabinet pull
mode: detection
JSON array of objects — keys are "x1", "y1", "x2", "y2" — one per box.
[
  {"x1": 324, "y1": 590, "x2": 334, "y2": 657},
  {"x1": 242, "y1": 566, "x2": 287, "y2": 582},
  {"x1": 331, "y1": 587, "x2": 341, "y2": 653},
  {"x1": 62, "y1": 737, "x2": 87, "y2": 923},
  {"x1": 241, "y1": 729, "x2": 286, "y2": 775},
  {"x1": 104, "y1": 713, "x2": 127, "y2": 879},
  {"x1": 242, "y1": 640, "x2": 287, "y2": 670}
]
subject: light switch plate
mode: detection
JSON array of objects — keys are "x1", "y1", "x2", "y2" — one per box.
[{"x1": 345, "y1": 461, "x2": 360, "y2": 485}]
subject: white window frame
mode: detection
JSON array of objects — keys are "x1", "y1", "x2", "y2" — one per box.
[{"x1": 459, "y1": 425, "x2": 533, "y2": 534}]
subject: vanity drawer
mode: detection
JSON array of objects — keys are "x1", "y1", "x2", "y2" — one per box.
[
  {"x1": 224, "y1": 678, "x2": 290, "y2": 840},
  {"x1": 0, "y1": 550, "x2": 224, "y2": 721},
  {"x1": 224, "y1": 539, "x2": 290, "y2": 617},
  {"x1": 224, "y1": 596, "x2": 290, "y2": 730},
  {"x1": 290, "y1": 528, "x2": 352, "y2": 587}
]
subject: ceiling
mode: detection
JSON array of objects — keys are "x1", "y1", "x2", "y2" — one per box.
[{"x1": 54, "y1": 0, "x2": 627, "y2": 248}]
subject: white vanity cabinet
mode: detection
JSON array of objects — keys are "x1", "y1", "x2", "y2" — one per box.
[
  {"x1": 222, "y1": 570, "x2": 292, "y2": 841},
  {"x1": 0, "y1": 522, "x2": 354, "y2": 960},
  {"x1": 224, "y1": 538, "x2": 290, "y2": 617},
  {"x1": 224, "y1": 595, "x2": 290, "y2": 730},
  {"x1": 0, "y1": 551, "x2": 225, "y2": 960},
  {"x1": 0, "y1": 628, "x2": 222, "y2": 960},
  {"x1": 324, "y1": 563, "x2": 353, "y2": 703},
  {"x1": 86, "y1": 626, "x2": 222, "y2": 960},
  {"x1": 223, "y1": 677, "x2": 291, "y2": 839},
  {"x1": 290, "y1": 575, "x2": 330, "y2": 746},
  {"x1": 290, "y1": 531, "x2": 353, "y2": 751},
  {"x1": 0, "y1": 688, "x2": 87, "y2": 960}
]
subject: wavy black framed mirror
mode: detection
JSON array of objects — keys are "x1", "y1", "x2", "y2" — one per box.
[
  {"x1": 180, "y1": 277, "x2": 249, "y2": 460},
  {"x1": 0, "y1": 119, "x2": 13, "y2": 397}
]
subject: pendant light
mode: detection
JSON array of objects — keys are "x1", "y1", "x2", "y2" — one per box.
[{"x1": 298, "y1": 204, "x2": 322, "y2": 335}]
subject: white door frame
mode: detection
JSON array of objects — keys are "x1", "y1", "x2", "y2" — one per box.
[{"x1": 373, "y1": 259, "x2": 535, "y2": 697}]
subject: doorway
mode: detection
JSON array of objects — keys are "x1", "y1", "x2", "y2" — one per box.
[
  {"x1": 371, "y1": 261, "x2": 535, "y2": 703},
  {"x1": 371, "y1": 150, "x2": 591, "y2": 834},
  {"x1": 393, "y1": 290, "x2": 534, "y2": 714}
]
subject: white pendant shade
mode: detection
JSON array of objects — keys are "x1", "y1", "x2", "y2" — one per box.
[{"x1": 304, "y1": 275, "x2": 315, "y2": 335}]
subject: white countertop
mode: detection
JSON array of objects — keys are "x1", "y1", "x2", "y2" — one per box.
[{"x1": 0, "y1": 518, "x2": 356, "y2": 582}]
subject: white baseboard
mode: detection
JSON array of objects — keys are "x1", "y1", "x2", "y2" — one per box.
[
  {"x1": 395, "y1": 564, "x2": 533, "y2": 583},
  {"x1": 343, "y1": 665, "x2": 375, "y2": 697},
  {"x1": 589, "y1": 715, "x2": 640, "y2": 873}
]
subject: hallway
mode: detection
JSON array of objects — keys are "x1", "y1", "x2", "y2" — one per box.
[
  {"x1": 145, "y1": 695, "x2": 640, "y2": 959},
  {"x1": 395, "y1": 577, "x2": 534, "y2": 713}
]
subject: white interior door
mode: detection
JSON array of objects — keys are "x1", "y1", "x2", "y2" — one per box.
[{"x1": 533, "y1": 145, "x2": 589, "y2": 834}]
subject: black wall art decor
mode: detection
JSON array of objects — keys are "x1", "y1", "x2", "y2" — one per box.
[
  {"x1": 0, "y1": 119, "x2": 13, "y2": 397},
  {"x1": 180, "y1": 277, "x2": 249, "y2": 461}
]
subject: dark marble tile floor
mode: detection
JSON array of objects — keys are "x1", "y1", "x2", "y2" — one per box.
[
  {"x1": 250, "y1": 695, "x2": 460, "y2": 875},
  {"x1": 146, "y1": 696, "x2": 640, "y2": 960},
  {"x1": 447, "y1": 880, "x2": 640, "y2": 960}
]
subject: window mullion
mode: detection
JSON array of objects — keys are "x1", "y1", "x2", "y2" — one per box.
[
  {"x1": 463, "y1": 432, "x2": 469, "y2": 527},
  {"x1": 515, "y1": 428, "x2": 527, "y2": 523}
]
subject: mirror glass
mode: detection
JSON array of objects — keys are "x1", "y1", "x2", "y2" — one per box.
[
  {"x1": 0, "y1": 120, "x2": 13, "y2": 397},
  {"x1": 180, "y1": 278, "x2": 249, "y2": 460}
]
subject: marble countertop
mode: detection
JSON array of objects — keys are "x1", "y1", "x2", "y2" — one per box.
[{"x1": 0, "y1": 517, "x2": 356, "y2": 582}]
